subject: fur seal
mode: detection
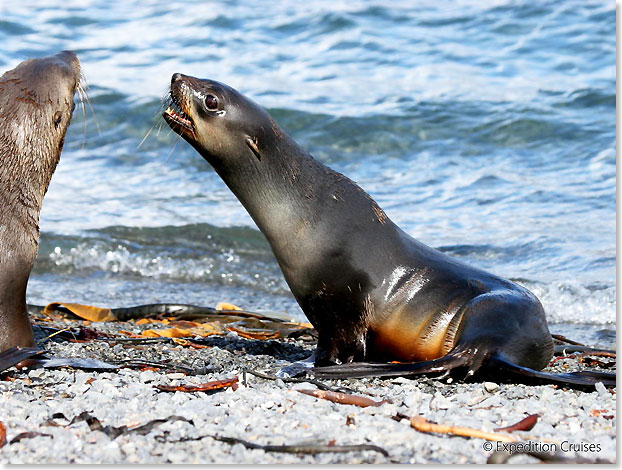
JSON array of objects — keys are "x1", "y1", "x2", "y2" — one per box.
[
  {"x1": 163, "y1": 74, "x2": 614, "y2": 389},
  {"x1": 0, "y1": 51, "x2": 81, "y2": 353}
]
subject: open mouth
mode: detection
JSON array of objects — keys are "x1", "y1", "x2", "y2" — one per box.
[{"x1": 163, "y1": 93, "x2": 195, "y2": 136}]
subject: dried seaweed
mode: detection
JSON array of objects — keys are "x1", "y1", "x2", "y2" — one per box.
[
  {"x1": 9, "y1": 432, "x2": 53, "y2": 444},
  {"x1": 0, "y1": 422, "x2": 6, "y2": 448},
  {"x1": 67, "y1": 412, "x2": 193, "y2": 439},
  {"x1": 297, "y1": 389, "x2": 389, "y2": 408},
  {"x1": 155, "y1": 377, "x2": 238, "y2": 393},
  {"x1": 30, "y1": 301, "x2": 315, "y2": 346},
  {"x1": 493, "y1": 414, "x2": 539, "y2": 433},
  {"x1": 210, "y1": 435, "x2": 390, "y2": 458},
  {"x1": 410, "y1": 415, "x2": 516, "y2": 443},
  {"x1": 553, "y1": 345, "x2": 616, "y2": 356},
  {"x1": 29, "y1": 302, "x2": 289, "y2": 324}
]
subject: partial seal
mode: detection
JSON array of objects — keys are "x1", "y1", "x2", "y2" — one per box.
[{"x1": 0, "y1": 51, "x2": 81, "y2": 352}]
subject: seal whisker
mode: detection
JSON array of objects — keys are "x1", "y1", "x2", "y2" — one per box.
[
  {"x1": 164, "y1": 138, "x2": 179, "y2": 161},
  {"x1": 76, "y1": 80, "x2": 89, "y2": 148},
  {"x1": 138, "y1": 108, "x2": 166, "y2": 149},
  {"x1": 154, "y1": 120, "x2": 166, "y2": 137},
  {"x1": 139, "y1": 99, "x2": 173, "y2": 150},
  {"x1": 78, "y1": 74, "x2": 101, "y2": 136},
  {"x1": 137, "y1": 125, "x2": 155, "y2": 150}
]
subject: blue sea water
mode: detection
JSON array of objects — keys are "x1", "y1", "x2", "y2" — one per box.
[{"x1": 0, "y1": 1, "x2": 615, "y2": 346}]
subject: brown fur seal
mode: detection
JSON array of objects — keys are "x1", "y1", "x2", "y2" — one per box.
[
  {"x1": 163, "y1": 74, "x2": 614, "y2": 389},
  {"x1": 0, "y1": 51, "x2": 81, "y2": 353}
]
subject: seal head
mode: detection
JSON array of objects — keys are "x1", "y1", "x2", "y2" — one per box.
[
  {"x1": 164, "y1": 74, "x2": 275, "y2": 171},
  {"x1": 0, "y1": 51, "x2": 80, "y2": 352}
]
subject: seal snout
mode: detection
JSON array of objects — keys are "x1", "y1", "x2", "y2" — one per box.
[
  {"x1": 163, "y1": 75, "x2": 196, "y2": 138},
  {"x1": 171, "y1": 73, "x2": 185, "y2": 85},
  {"x1": 52, "y1": 50, "x2": 81, "y2": 79},
  {"x1": 57, "y1": 50, "x2": 79, "y2": 65}
]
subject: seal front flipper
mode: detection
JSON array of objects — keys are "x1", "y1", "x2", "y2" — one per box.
[
  {"x1": 0, "y1": 346, "x2": 45, "y2": 372},
  {"x1": 277, "y1": 351, "x2": 318, "y2": 378}
]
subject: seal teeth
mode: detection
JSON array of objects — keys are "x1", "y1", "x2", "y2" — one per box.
[{"x1": 165, "y1": 105, "x2": 193, "y2": 129}]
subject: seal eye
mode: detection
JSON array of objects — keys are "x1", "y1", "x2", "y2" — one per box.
[
  {"x1": 204, "y1": 94, "x2": 219, "y2": 111},
  {"x1": 53, "y1": 111, "x2": 62, "y2": 129}
]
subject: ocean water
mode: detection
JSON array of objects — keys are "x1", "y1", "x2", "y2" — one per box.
[{"x1": 0, "y1": 1, "x2": 615, "y2": 346}]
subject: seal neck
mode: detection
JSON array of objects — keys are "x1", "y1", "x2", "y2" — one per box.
[
  {"x1": 210, "y1": 134, "x2": 393, "y2": 273},
  {"x1": 0, "y1": 147, "x2": 48, "y2": 305},
  {"x1": 0, "y1": 256, "x2": 33, "y2": 349},
  {"x1": 0, "y1": 144, "x2": 56, "y2": 243},
  {"x1": 213, "y1": 137, "x2": 325, "y2": 233}
]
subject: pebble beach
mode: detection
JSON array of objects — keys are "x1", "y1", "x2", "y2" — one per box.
[{"x1": 0, "y1": 314, "x2": 615, "y2": 465}]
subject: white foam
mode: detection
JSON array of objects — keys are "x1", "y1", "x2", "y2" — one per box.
[{"x1": 526, "y1": 280, "x2": 615, "y2": 326}]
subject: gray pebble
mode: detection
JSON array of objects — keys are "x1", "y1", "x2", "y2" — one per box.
[
  {"x1": 166, "y1": 372, "x2": 186, "y2": 380},
  {"x1": 594, "y1": 381, "x2": 607, "y2": 396},
  {"x1": 28, "y1": 368, "x2": 46, "y2": 379}
]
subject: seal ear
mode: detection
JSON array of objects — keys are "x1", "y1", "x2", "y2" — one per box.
[{"x1": 246, "y1": 136, "x2": 261, "y2": 161}]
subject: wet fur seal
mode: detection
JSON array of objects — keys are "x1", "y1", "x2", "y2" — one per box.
[
  {"x1": 0, "y1": 51, "x2": 81, "y2": 353},
  {"x1": 163, "y1": 74, "x2": 614, "y2": 389}
]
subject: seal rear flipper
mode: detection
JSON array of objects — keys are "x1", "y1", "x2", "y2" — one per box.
[
  {"x1": 313, "y1": 350, "x2": 616, "y2": 392},
  {"x1": 486, "y1": 355, "x2": 616, "y2": 391},
  {"x1": 312, "y1": 346, "x2": 486, "y2": 380}
]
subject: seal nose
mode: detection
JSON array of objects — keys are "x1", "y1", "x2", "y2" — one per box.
[
  {"x1": 58, "y1": 50, "x2": 79, "y2": 65},
  {"x1": 171, "y1": 73, "x2": 184, "y2": 84},
  {"x1": 52, "y1": 50, "x2": 81, "y2": 80}
]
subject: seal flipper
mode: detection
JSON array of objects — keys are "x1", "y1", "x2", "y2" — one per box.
[
  {"x1": 485, "y1": 355, "x2": 616, "y2": 391},
  {"x1": 277, "y1": 351, "x2": 318, "y2": 378},
  {"x1": 0, "y1": 346, "x2": 45, "y2": 372},
  {"x1": 312, "y1": 351, "x2": 616, "y2": 392},
  {"x1": 312, "y1": 345, "x2": 488, "y2": 380}
]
